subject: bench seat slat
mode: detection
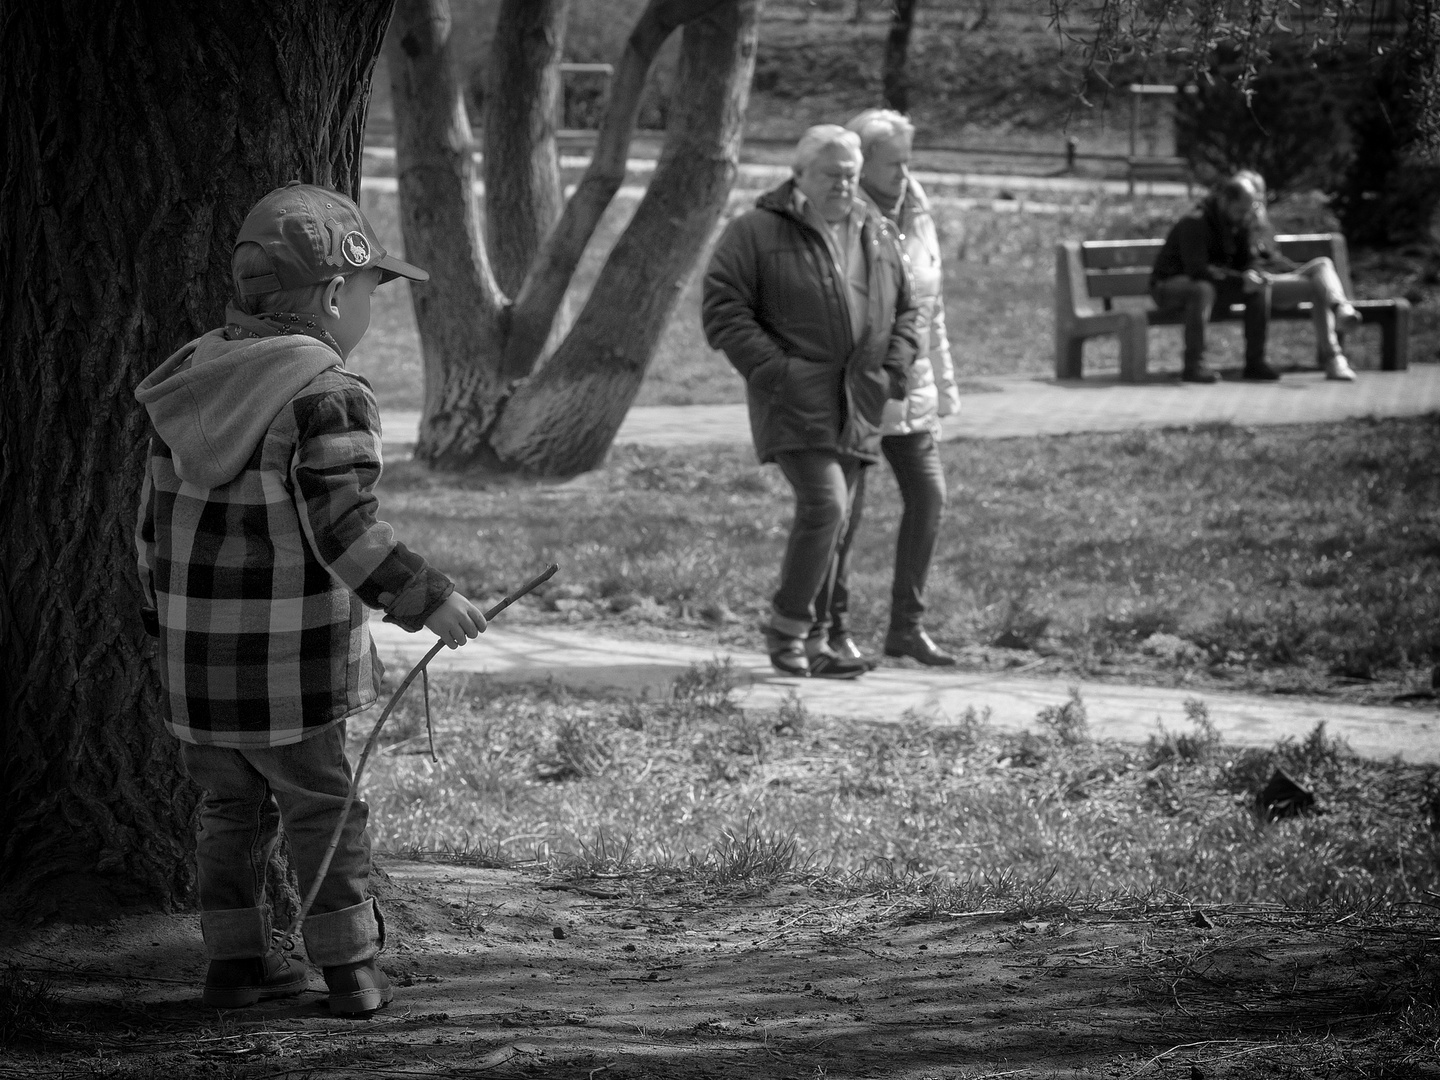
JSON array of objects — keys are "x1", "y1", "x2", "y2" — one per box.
[{"x1": 1085, "y1": 269, "x2": 1153, "y2": 299}]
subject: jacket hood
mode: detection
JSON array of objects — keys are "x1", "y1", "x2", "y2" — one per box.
[
  {"x1": 135, "y1": 329, "x2": 340, "y2": 487},
  {"x1": 756, "y1": 179, "x2": 882, "y2": 234},
  {"x1": 755, "y1": 178, "x2": 801, "y2": 218}
]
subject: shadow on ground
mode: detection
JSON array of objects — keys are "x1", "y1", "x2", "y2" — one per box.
[{"x1": 3, "y1": 858, "x2": 1437, "y2": 1078}]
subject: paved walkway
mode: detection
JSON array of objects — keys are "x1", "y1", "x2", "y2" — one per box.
[
  {"x1": 369, "y1": 620, "x2": 1439, "y2": 763},
  {"x1": 382, "y1": 364, "x2": 1440, "y2": 451}
]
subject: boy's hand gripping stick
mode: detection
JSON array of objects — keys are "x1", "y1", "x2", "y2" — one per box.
[{"x1": 288, "y1": 563, "x2": 559, "y2": 942}]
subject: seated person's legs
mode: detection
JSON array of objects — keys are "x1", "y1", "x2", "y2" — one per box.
[
  {"x1": 1270, "y1": 258, "x2": 1358, "y2": 380},
  {"x1": 1151, "y1": 276, "x2": 1217, "y2": 382},
  {"x1": 1229, "y1": 277, "x2": 1277, "y2": 380}
]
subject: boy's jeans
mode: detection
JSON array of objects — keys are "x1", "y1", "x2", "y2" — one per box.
[{"x1": 180, "y1": 721, "x2": 383, "y2": 967}]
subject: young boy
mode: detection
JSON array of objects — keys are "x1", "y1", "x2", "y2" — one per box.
[{"x1": 135, "y1": 182, "x2": 486, "y2": 1014}]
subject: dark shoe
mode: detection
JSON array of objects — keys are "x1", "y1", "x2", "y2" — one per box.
[
  {"x1": 203, "y1": 951, "x2": 309, "y2": 1009},
  {"x1": 884, "y1": 628, "x2": 956, "y2": 667},
  {"x1": 827, "y1": 633, "x2": 874, "y2": 668},
  {"x1": 768, "y1": 634, "x2": 810, "y2": 677},
  {"x1": 807, "y1": 652, "x2": 868, "y2": 679},
  {"x1": 1243, "y1": 361, "x2": 1281, "y2": 381},
  {"x1": 1180, "y1": 363, "x2": 1217, "y2": 384},
  {"x1": 323, "y1": 960, "x2": 393, "y2": 1016}
]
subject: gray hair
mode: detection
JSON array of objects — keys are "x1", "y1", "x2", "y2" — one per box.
[
  {"x1": 793, "y1": 125, "x2": 862, "y2": 175},
  {"x1": 845, "y1": 109, "x2": 916, "y2": 155}
]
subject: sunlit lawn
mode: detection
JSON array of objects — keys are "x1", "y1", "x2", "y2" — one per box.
[
  {"x1": 378, "y1": 416, "x2": 1440, "y2": 697},
  {"x1": 359, "y1": 667, "x2": 1440, "y2": 908}
]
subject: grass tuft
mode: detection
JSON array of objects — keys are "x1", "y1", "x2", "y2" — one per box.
[
  {"x1": 357, "y1": 675, "x2": 1440, "y2": 907},
  {"x1": 0, "y1": 966, "x2": 55, "y2": 1046}
]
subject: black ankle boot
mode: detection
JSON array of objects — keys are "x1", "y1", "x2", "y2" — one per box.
[{"x1": 883, "y1": 627, "x2": 956, "y2": 667}]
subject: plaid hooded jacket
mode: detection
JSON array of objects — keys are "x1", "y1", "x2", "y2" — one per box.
[{"x1": 135, "y1": 318, "x2": 452, "y2": 748}]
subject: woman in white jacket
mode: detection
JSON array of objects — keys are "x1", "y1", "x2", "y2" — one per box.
[{"x1": 828, "y1": 109, "x2": 962, "y2": 666}]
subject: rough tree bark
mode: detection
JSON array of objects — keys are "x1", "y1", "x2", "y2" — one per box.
[
  {"x1": 386, "y1": 0, "x2": 760, "y2": 478},
  {"x1": 883, "y1": 0, "x2": 920, "y2": 114},
  {"x1": 0, "y1": 0, "x2": 393, "y2": 916}
]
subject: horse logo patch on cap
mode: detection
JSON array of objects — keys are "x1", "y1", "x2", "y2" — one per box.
[{"x1": 341, "y1": 231, "x2": 372, "y2": 268}]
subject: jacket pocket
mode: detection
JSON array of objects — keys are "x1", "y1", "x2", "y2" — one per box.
[{"x1": 750, "y1": 354, "x2": 791, "y2": 397}]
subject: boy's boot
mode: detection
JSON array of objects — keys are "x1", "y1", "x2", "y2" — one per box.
[
  {"x1": 323, "y1": 960, "x2": 393, "y2": 1015},
  {"x1": 203, "y1": 951, "x2": 309, "y2": 1009}
]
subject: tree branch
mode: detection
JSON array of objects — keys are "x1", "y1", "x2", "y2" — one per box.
[{"x1": 500, "y1": 0, "x2": 730, "y2": 381}]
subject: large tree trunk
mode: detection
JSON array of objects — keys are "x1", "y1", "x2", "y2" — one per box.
[
  {"x1": 0, "y1": 0, "x2": 393, "y2": 917},
  {"x1": 482, "y1": 0, "x2": 568, "y2": 295},
  {"x1": 883, "y1": 0, "x2": 920, "y2": 113},
  {"x1": 390, "y1": 0, "x2": 757, "y2": 476},
  {"x1": 491, "y1": 2, "x2": 759, "y2": 475}
]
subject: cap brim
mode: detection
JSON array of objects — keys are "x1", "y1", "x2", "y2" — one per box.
[{"x1": 376, "y1": 253, "x2": 429, "y2": 284}]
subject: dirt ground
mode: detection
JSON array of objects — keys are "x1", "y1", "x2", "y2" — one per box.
[{"x1": 3, "y1": 858, "x2": 1438, "y2": 1080}]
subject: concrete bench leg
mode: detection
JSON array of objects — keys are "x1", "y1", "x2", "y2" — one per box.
[
  {"x1": 1384, "y1": 300, "x2": 1411, "y2": 371},
  {"x1": 1355, "y1": 299, "x2": 1411, "y2": 371},
  {"x1": 1056, "y1": 331, "x2": 1085, "y2": 380},
  {"x1": 1117, "y1": 314, "x2": 1150, "y2": 383}
]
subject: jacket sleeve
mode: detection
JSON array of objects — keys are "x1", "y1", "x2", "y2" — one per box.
[
  {"x1": 291, "y1": 383, "x2": 453, "y2": 633},
  {"x1": 884, "y1": 247, "x2": 920, "y2": 399},
  {"x1": 701, "y1": 214, "x2": 789, "y2": 381},
  {"x1": 930, "y1": 294, "x2": 961, "y2": 418}
]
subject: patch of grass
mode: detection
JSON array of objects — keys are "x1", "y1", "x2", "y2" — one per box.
[
  {"x1": 376, "y1": 415, "x2": 1440, "y2": 697},
  {"x1": 0, "y1": 966, "x2": 55, "y2": 1046},
  {"x1": 358, "y1": 673, "x2": 1440, "y2": 907}
]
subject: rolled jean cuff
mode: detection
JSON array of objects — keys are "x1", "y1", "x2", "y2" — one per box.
[
  {"x1": 769, "y1": 607, "x2": 812, "y2": 640},
  {"x1": 200, "y1": 906, "x2": 271, "y2": 961},
  {"x1": 302, "y1": 897, "x2": 385, "y2": 967}
]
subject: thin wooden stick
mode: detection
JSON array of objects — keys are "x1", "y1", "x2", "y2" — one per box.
[{"x1": 286, "y1": 563, "x2": 559, "y2": 943}]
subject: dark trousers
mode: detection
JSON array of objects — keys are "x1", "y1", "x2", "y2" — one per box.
[
  {"x1": 831, "y1": 430, "x2": 947, "y2": 635},
  {"x1": 1152, "y1": 276, "x2": 1270, "y2": 369},
  {"x1": 770, "y1": 450, "x2": 863, "y2": 642}
]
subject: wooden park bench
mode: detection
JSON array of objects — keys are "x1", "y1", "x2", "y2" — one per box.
[{"x1": 1054, "y1": 233, "x2": 1411, "y2": 382}]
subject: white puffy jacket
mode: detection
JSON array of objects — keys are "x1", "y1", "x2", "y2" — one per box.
[{"x1": 864, "y1": 177, "x2": 960, "y2": 437}]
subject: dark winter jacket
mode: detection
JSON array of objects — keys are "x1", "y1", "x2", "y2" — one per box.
[
  {"x1": 701, "y1": 180, "x2": 919, "y2": 464},
  {"x1": 1150, "y1": 196, "x2": 1261, "y2": 287}
]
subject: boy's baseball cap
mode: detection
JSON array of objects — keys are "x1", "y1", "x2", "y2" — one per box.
[{"x1": 234, "y1": 180, "x2": 429, "y2": 296}]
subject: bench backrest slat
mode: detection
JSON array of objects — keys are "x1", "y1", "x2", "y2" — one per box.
[
  {"x1": 1078, "y1": 240, "x2": 1163, "y2": 269},
  {"x1": 1085, "y1": 269, "x2": 1152, "y2": 299}
]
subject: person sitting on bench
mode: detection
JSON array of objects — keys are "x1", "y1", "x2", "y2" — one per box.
[
  {"x1": 1150, "y1": 172, "x2": 1360, "y2": 384},
  {"x1": 1235, "y1": 169, "x2": 1360, "y2": 383}
]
